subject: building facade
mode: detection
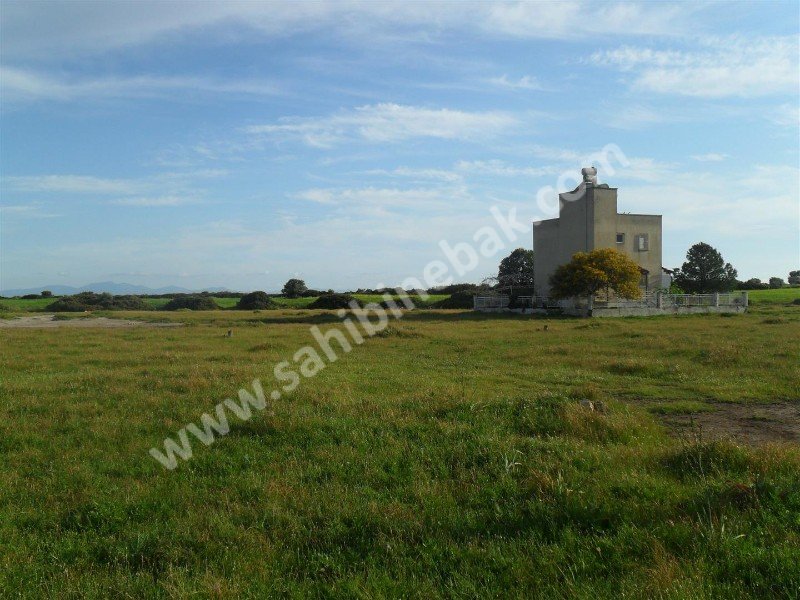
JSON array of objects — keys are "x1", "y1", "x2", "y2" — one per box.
[{"x1": 533, "y1": 170, "x2": 662, "y2": 298}]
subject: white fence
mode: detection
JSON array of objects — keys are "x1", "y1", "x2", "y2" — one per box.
[{"x1": 474, "y1": 291, "x2": 748, "y2": 311}]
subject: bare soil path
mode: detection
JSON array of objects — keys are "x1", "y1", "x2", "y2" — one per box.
[
  {"x1": 653, "y1": 401, "x2": 800, "y2": 446},
  {"x1": 0, "y1": 315, "x2": 182, "y2": 329}
]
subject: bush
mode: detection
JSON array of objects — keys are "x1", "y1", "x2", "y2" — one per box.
[
  {"x1": 46, "y1": 292, "x2": 148, "y2": 312},
  {"x1": 163, "y1": 295, "x2": 218, "y2": 311},
  {"x1": 437, "y1": 291, "x2": 474, "y2": 309},
  {"x1": 21, "y1": 294, "x2": 41, "y2": 299},
  {"x1": 236, "y1": 291, "x2": 275, "y2": 310},
  {"x1": 308, "y1": 293, "x2": 362, "y2": 310},
  {"x1": 428, "y1": 283, "x2": 484, "y2": 295}
]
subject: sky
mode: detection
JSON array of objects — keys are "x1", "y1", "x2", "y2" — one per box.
[{"x1": 1, "y1": 0, "x2": 798, "y2": 293}]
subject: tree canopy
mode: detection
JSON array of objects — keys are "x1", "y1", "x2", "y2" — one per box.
[
  {"x1": 282, "y1": 278, "x2": 308, "y2": 298},
  {"x1": 769, "y1": 277, "x2": 786, "y2": 289},
  {"x1": 497, "y1": 248, "x2": 534, "y2": 287},
  {"x1": 788, "y1": 270, "x2": 800, "y2": 285},
  {"x1": 673, "y1": 242, "x2": 737, "y2": 294},
  {"x1": 549, "y1": 248, "x2": 642, "y2": 301}
]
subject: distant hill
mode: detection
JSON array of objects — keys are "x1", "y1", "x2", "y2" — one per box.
[{"x1": 0, "y1": 282, "x2": 230, "y2": 297}]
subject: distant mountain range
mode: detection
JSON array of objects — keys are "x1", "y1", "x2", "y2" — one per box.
[{"x1": 0, "y1": 281, "x2": 231, "y2": 297}]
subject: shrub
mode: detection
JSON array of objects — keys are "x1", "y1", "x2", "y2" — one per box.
[
  {"x1": 437, "y1": 291, "x2": 474, "y2": 309},
  {"x1": 21, "y1": 294, "x2": 41, "y2": 299},
  {"x1": 308, "y1": 293, "x2": 362, "y2": 309},
  {"x1": 46, "y1": 292, "x2": 148, "y2": 312},
  {"x1": 163, "y1": 295, "x2": 218, "y2": 311},
  {"x1": 236, "y1": 291, "x2": 275, "y2": 310}
]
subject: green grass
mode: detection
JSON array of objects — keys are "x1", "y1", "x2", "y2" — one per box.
[
  {"x1": 0, "y1": 297, "x2": 59, "y2": 311},
  {"x1": 647, "y1": 400, "x2": 716, "y2": 415},
  {"x1": 1, "y1": 306, "x2": 799, "y2": 597},
  {"x1": 748, "y1": 287, "x2": 800, "y2": 304}
]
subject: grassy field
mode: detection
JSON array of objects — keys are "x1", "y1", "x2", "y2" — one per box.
[
  {"x1": 1, "y1": 294, "x2": 450, "y2": 312},
  {"x1": 748, "y1": 287, "x2": 800, "y2": 304},
  {"x1": 1, "y1": 302, "x2": 799, "y2": 597},
  {"x1": 2, "y1": 289, "x2": 796, "y2": 313}
]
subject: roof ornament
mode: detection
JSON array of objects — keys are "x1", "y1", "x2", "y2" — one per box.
[{"x1": 581, "y1": 166, "x2": 597, "y2": 185}]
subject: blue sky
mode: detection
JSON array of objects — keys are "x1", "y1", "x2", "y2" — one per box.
[{"x1": 1, "y1": 1, "x2": 798, "y2": 293}]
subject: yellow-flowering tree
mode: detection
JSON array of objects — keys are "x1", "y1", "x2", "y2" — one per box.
[{"x1": 549, "y1": 248, "x2": 642, "y2": 307}]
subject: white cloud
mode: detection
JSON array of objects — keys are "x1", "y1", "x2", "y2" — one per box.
[
  {"x1": 768, "y1": 103, "x2": 800, "y2": 127},
  {"x1": 481, "y1": 2, "x2": 696, "y2": 39},
  {"x1": 365, "y1": 167, "x2": 463, "y2": 182},
  {"x1": 111, "y1": 195, "x2": 199, "y2": 207},
  {"x1": 5, "y1": 175, "x2": 141, "y2": 194},
  {"x1": 691, "y1": 153, "x2": 728, "y2": 162},
  {"x1": 0, "y1": 204, "x2": 60, "y2": 219},
  {"x1": 0, "y1": 2, "x2": 703, "y2": 60},
  {"x1": 488, "y1": 75, "x2": 544, "y2": 91},
  {"x1": 590, "y1": 36, "x2": 799, "y2": 97},
  {"x1": 294, "y1": 189, "x2": 336, "y2": 204},
  {"x1": 294, "y1": 185, "x2": 471, "y2": 215},
  {"x1": 620, "y1": 164, "x2": 799, "y2": 235},
  {"x1": 4, "y1": 171, "x2": 224, "y2": 206},
  {"x1": 455, "y1": 160, "x2": 554, "y2": 177},
  {"x1": 0, "y1": 67, "x2": 282, "y2": 103},
  {"x1": 246, "y1": 103, "x2": 518, "y2": 147}
]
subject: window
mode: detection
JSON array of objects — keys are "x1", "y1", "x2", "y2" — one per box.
[
  {"x1": 636, "y1": 234, "x2": 649, "y2": 251},
  {"x1": 616, "y1": 233, "x2": 625, "y2": 244}
]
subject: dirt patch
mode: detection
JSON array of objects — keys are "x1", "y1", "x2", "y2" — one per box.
[
  {"x1": 652, "y1": 401, "x2": 800, "y2": 446},
  {"x1": 0, "y1": 315, "x2": 182, "y2": 329}
]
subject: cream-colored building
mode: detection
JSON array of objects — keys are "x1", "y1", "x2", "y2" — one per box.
[{"x1": 533, "y1": 170, "x2": 662, "y2": 298}]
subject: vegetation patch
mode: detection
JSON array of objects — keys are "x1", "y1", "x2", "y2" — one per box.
[
  {"x1": 647, "y1": 401, "x2": 716, "y2": 415},
  {"x1": 436, "y1": 290, "x2": 476, "y2": 309},
  {"x1": 46, "y1": 292, "x2": 149, "y2": 312},
  {"x1": 373, "y1": 325, "x2": 422, "y2": 338},
  {"x1": 163, "y1": 295, "x2": 218, "y2": 311},
  {"x1": 308, "y1": 293, "x2": 362, "y2": 309},
  {"x1": 607, "y1": 359, "x2": 670, "y2": 378},
  {"x1": 235, "y1": 291, "x2": 276, "y2": 310},
  {"x1": 663, "y1": 439, "x2": 750, "y2": 480}
]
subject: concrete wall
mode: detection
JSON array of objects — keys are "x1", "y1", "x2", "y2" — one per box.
[
  {"x1": 587, "y1": 305, "x2": 746, "y2": 318},
  {"x1": 615, "y1": 214, "x2": 662, "y2": 291},
  {"x1": 532, "y1": 218, "x2": 562, "y2": 297}
]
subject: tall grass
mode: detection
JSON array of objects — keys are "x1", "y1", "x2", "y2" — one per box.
[{"x1": 0, "y1": 305, "x2": 798, "y2": 596}]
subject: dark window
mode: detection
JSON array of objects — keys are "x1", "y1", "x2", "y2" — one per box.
[{"x1": 616, "y1": 233, "x2": 625, "y2": 244}]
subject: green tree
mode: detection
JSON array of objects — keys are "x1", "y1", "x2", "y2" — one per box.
[
  {"x1": 788, "y1": 270, "x2": 800, "y2": 285},
  {"x1": 281, "y1": 278, "x2": 307, "y2": 298},
  {"x1": 41, "y1": 290, "x2": 53, "y2": 297},
  {"x1": 549, "y1": 248, "x2": 642, "y2": 308},
  {"x1": 769, "y1": 277, "x2": 785, "y2": 289},
  {"x1": 497, "y1": 248, "x2": 534, "y2": 287},
  {"x1": 673, "y1": 242, "x2": 737, "y2": 294}
]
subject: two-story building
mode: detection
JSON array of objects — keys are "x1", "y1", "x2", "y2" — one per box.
[{"x1": 533, "y1": 168, "x2": 662, "y2": 298}]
